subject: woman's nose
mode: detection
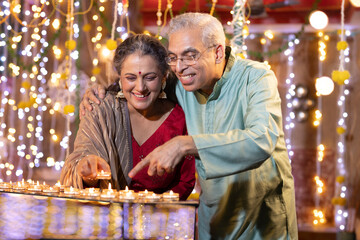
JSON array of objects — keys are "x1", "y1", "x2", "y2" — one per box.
[{"x1": 135, "y1": 79, "x2": 146, "y2": 91}]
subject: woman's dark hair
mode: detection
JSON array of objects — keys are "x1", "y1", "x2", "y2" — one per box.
[{"x1": 108, "y1": 34, "x2": 177, "y2": 103}]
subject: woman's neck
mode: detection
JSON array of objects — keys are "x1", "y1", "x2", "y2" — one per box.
[{"x1": 127, "y1": 99, "x2": 170, "y2": 120}]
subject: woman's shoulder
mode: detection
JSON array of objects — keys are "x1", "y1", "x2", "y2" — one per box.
[
  {"x1": 95, "y1": 91, "x2": 126, "y2": 108},
  {"x1": 88, "y1": 92, "x2": 127, "y2": 118}
]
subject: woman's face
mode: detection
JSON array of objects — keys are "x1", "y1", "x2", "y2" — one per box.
[{"x1": 120, "y1": 52, "x2": 164, "y2": 113}]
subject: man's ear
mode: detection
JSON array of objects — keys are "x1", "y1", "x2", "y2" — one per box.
[{"x1": 215, "y1": 45, "x2": 225, "y2": 64}]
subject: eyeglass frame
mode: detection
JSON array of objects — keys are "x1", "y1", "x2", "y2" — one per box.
[{"x1": 165, "y1": 45, "x2": 217, "y2": 66}]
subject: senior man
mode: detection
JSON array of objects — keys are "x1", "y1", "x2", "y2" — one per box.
[{"x1": 81, "y1": 12, "x2": 297, "y2": 240}]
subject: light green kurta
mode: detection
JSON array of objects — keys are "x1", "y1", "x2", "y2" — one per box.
[{"x1": 176, "y1": 49, "x2": 298, "y2": 239}]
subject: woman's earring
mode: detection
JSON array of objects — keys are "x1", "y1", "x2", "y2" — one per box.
[
  {"x1": 116, "y1": 79, "x2": 125, "y2": 98},
  {"x1": 159, "y1": 81, "x2": 167, "y2": 99}
]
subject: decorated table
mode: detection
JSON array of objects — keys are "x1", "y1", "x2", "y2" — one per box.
[{"x1": 0, "y1": 181, "x2": 198, "y2": 239}]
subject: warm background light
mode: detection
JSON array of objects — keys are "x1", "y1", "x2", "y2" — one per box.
[
  {"x1": 315, "y1": 76, "x2": 334, "y2": 95},
  {"x1": 309, "y1": 11, "x2": 329, "y2": 30},
  {"x1": 350, "y1": 0, "x2": 360, "y2": 7}
]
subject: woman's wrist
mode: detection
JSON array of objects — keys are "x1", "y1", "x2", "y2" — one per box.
[{"x1": 82, "y1": 177, "x2": 99, "y2": 187}]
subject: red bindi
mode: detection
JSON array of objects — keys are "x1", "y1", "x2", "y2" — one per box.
[{"x1": 139, "y1": 71, "x2": 141, "y2": 75}]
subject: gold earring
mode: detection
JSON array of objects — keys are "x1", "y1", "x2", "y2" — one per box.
[
  {"x1": 116, "y1": 79, "x2": 125, "y2": 98},
  {"x1": 159, "y1": 81, "x2": 167, "y2": 99}
]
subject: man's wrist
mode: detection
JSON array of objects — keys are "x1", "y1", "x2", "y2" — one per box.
[{"x1": 179, "y1": 136, "x2": 198, "y2": 156}]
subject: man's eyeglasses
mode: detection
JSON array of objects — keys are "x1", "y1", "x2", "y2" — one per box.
[{"x1": 165, "y1": 45, "x2": 216, "y2": 66}]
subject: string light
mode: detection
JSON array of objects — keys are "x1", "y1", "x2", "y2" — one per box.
[
  {"x1": 230, "y1": 0, "x2": 247, "y2": 57},
  {"x1": 155, "y1": 0, "x2": 174, "y2": 38},
  {"x1": 284, "y1": 35, "x2": 297, "y2": 162},
  {"x1": 311, "y1": 28, "x2": 331, "y2": 226}
]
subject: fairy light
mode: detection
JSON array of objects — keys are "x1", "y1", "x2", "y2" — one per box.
[
  {"x1": 156, "y1": 0, "x2": 162, "y2": 29},
  {"x1": 312, "y1": 28, "x2": 330, "y2": 226},
  {"x1": 317, "y1": 31, "x2": 328, "y2": 62},
  {"x1": 284, "y1": 35, "x2": 296, "y2": 162},
  {"x1": 315, "y1": 176, "x2": 324, "y2": 194},
  {"x1": 333, "y1": 0, "x2": 351, "y2": 231},
  {"x1": 313, "y1": 209, "x2": 326, "y2": 225},
  {"x1": 230, "y1": 0, "x2": 247, "y2": 57},
  {"x1": 317, "y1": 144, "x2": 325, "y2": 162}
]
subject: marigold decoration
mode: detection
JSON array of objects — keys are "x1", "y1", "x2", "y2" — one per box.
[
  {"x1": 242, "y1": 25, "x2": 249, "y2": 38},
  {"x1": 236, "y1": 53, "x2": 246, "y2": 59},
  {"x1": 26, "y1": 101, "x2": 32, "y2": 108},
  {"x1": 17, "y1": 100, "x2": 34, "y2": 109},
  {"x1": 337, "y1": 29, "x2": 344, "y2": 35},
  {"x1": 63, "y1": 105, "x2": 75, "y2": 115},
  {"x1": 60, "y1": 72, "x2": 68, "y2": 80},
  {"x1": 29, "y1": 96, "x2": 36, "y2": 104},
  {"x1": 17, "y1": 101, "x2": 27, "y2": 109},
  {"x1": 336, "y1": 175, "x2": 345, "y2": 183},
  {"x1": 336, "y1": 126, "x2": 346, "y2": 135},
  {"x1": 82, "y1": 23, "x2": 91, "y2": 32},
  {"x1": 92, "y1": 67, "x2": 101, "y2": 75},
  {"x1": 65, "y1": 40, "x2": 76, "y2": 50},
  {"x1": 336, "y1": 41, "x2": 348, "y2": 51},
  {"x1": 331, "y1": 197, "x2": 347, "y2": 206},
  {"x1": 338, "y1": 198, "x2": 347, "y2": 206},
  {"x1": 21, "y1": 81, "x2": 31, "y2": 89},
  {"x1": 106, "y1": 39, "x2": 117, "y2": 50},
  {"x1": 331, "y1": 70, "x2": 350, "y2": 85}
]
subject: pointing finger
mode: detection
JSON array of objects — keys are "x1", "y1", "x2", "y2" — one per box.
[{"x1": 128, "y1": 158, "x2": 150, "y2": 178}]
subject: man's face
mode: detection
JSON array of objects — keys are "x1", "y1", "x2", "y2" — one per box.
[{"x1": 168, "y1": 28, "x2": 218, "y2": 94}]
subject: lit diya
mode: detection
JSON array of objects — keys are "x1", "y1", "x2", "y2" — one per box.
[
  {"x1": 63, "y1": 186, "x2": 80, "y2": 196},
  {"x1": 100, "y1": 183, "x2": 117, "y2": 199},
  {"x1": 145, "y1": 193, "x2": 161, "y2": 202},
  {"x1": 27, "y1": 181, "x2": 43, "y2": 192},
  {"x1": 118, "y1": 186, "x2": 136, "y2": 201},
  {"x1": 0, "y1": 181, "x2": 12, "y2": 191},
  {"x1": 162, "y1": 190, "x2": 179, "y2": 201},
  {"x1": 96, "y1": 170, "x2": 111, "y2": 180},
  {"x1": 42, "y1": 186, "x2": 60, "y2": 195}
]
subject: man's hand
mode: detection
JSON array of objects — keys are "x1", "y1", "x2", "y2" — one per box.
[
  {"x1": 79, "y1": 84, "x2": 106, "y2": 119},
  {"x1": 128, "y1": 136, "x2": 198, "y2": 178},
  {"x1": 76, "y1": 155, "x2": 111, "y2": 186}
]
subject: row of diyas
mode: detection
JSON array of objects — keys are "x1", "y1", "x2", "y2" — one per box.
[
  {"x1": 0, "y1": 180, "x2": 180, "y2": 202},
  {"x1": 63, "y1": 185, "x2": 180, "y2": 201},
  {"x1": 0, "y1": 179, "x2": 65, "y2": 193}
]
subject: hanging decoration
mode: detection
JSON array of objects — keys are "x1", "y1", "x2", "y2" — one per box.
[
  {"x1": 209, "y1": 0, "x2": 217, "y2": 16},
  {"x1": 332, "y1": 0, "x2": 353, "y2": 232},
  {"x1": 230, "y1": 0, "x2": 247, "y2": 57},
  {"x1": 156, "y1": 0, "x2": 174, "y2": 38},
  {"x1": 247, "y1": 0, "x2": 322, "y2": 59},
  {"x1": 283, "y1": 35, "x2": 296, "y2": 164},
  {"x1": 311, "y1": 30, "x2": 331, "y2": 226},
  {"x1": 63, "y1": 0, "x2": 75, "y2": 157},
  {"x1": 47, "y1": 60, "x2": 90, "y2": 122}
]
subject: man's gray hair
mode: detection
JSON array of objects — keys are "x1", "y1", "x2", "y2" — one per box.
[{"x1": 168, "y1": 12, "x2": 226, "y2": 48}]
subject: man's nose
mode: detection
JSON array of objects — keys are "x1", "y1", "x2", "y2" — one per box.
[{"x1": 175, "y1": 59, "x2": 187, "y2": 73}]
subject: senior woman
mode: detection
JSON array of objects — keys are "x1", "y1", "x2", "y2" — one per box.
[{"x1": 60, "y1": 34, "x2": 195, "y2": 200}]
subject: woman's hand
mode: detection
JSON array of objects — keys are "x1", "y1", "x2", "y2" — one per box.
[
  {"x1": 79, "y1": 84, "x2": 106, "y2": 119},
  {"x1": 76, "y1": 155, "x2": 111, "y2": 186}
]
